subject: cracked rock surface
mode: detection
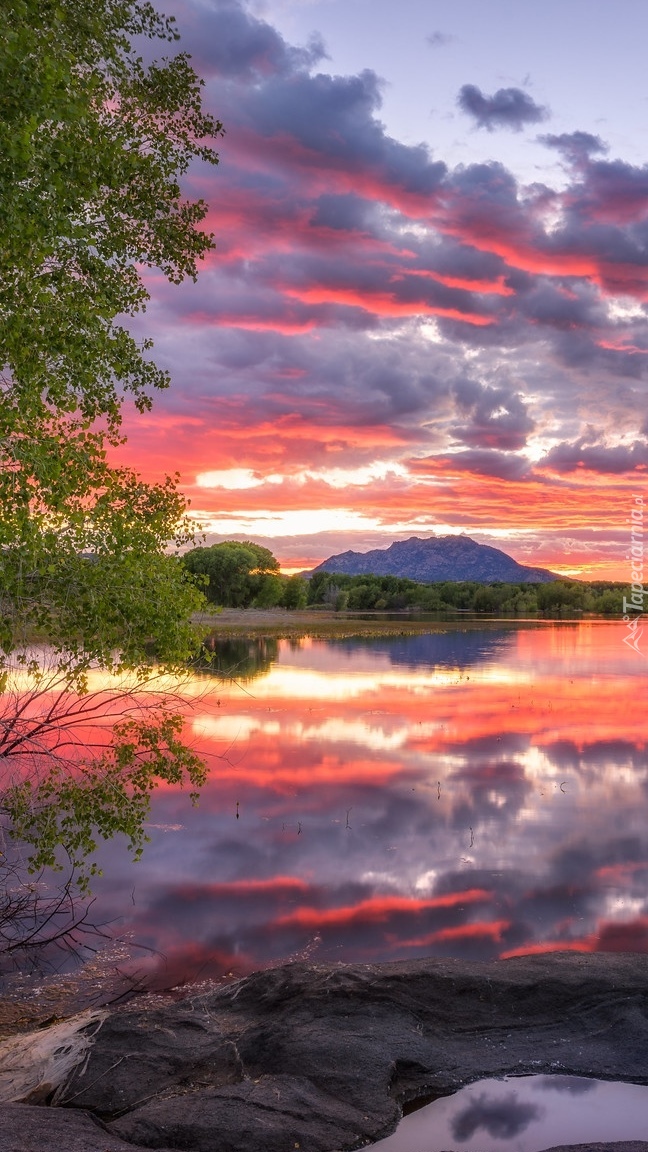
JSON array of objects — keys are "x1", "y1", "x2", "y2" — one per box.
[{"x1": 5, "y1": 952, "x2": 648, "y2": 1151}]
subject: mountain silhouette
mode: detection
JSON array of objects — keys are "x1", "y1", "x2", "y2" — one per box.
[{"x1": 311, "y1": 535, "x2": 557, "y2": 584}]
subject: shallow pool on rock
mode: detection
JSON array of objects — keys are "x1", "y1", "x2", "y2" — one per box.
[{"x1": 371, "y1": 1074, "x2": 648, "y2": 1152}]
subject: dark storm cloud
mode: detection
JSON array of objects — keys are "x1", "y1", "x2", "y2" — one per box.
[{"x1": 458, "y1": 84, "x2": 549, "y2": 131}]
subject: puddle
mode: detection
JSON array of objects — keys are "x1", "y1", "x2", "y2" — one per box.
[{"x1": 372, "y1": 1075, "x2": 648, "y2": 1151}]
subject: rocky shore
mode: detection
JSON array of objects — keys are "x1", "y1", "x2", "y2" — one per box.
[{"x1": 1, "y1": 951, "x2": 648, "y2": 1151}]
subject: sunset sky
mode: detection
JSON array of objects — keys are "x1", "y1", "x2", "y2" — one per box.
[{"x1": 120, "y1": 0, "x2": 648, "y2": 578}]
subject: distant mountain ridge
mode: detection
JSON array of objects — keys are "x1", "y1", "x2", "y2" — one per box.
[{"x1": 311, "y1": 535, "x2": 558, "y2": 584}]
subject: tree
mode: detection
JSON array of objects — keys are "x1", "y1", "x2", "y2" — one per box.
[
  {"x1": 0, "y1": 0, "x2": 223, "y2": 964},
  {"x1": 1, "y1": 0, "x2": 222, "y2": 435},
  {"x1": 281, "y1": 575, "x2": 308, "y2": 610},
  {"x1": 183, "y1": 542, "x2": 283, "y2": 608}
]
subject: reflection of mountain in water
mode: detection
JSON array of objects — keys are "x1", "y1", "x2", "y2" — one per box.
[
  {"x1": 196, "y1": 636, "x2": 279, "y2": 681},
  {"x1": 330, "y1": 629, "x2": 516, "y2": 670}
]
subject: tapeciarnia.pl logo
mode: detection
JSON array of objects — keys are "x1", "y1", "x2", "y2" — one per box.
[{"x1": 622, "y1": 493, "x2": 645, "y2": 655}]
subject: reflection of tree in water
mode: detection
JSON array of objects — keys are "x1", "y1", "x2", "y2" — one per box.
[
  {"x1": 452, "y1": 1091, "x2": 543, "y2": 1140},
  {"x1": 331, "y1": 629, "x2": 516, "y2": 670},
  {"x1": 197, "y1": 636, "x2": 279, "y2": 681}
]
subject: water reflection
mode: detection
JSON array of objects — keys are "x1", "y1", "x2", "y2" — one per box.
[
  {"x1": 197, "y1": 635, "x2": 279, "y2": 680},
  {"x1": 452, "y1": 1092, "x2": 543, "y2": 1140},
  {"x1": 89, "y1": 621, "x2": 648, "y2": 985},
  {"x1": 320, "y1": 627, "x2": 518, "y2": 670},
  {"x1": 371, "y1": 1075, "x2": 648, "y2": 1152}
]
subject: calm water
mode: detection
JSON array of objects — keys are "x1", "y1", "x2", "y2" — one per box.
[
  {"x1": 89, "y1": 620, "x2": 648, "y2": 986},
  {"x1": 371, "y1": 1075, "x2": 648, "y2": 1152}
]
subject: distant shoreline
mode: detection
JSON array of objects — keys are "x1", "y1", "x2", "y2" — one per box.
[{"x1": 192, "y1": 607, "x2": 615, "y2": 638}]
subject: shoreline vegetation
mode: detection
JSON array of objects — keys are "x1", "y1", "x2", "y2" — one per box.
[
  {"x1": 194, "y1": 603, "x2": 623, "y2": 639},
  {"x1": 181, "y1": 546, "x2": 626, "y2": 623}
]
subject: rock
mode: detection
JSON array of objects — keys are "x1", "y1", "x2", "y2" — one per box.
[
  {"x1": 0, "y1": 1102, "x2": 175, "y2": 1152},
  {"x1": 539, "y1": 1146, "x2": 648, "y2": 1152},
  {"x1": 5, "y1": 952, "x2": 648, "y2": 1151}
]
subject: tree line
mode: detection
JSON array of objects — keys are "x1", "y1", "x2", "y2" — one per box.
[
  {"x1": 182, "y1": 544, "x2": 625, "y2": 616},
  {"x1": 306, "y1": 571, "x2": 624, "y2": 615}
]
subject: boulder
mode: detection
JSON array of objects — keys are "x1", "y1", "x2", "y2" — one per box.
[{"x1": 4, "y1": 952, "x2": 648, "y2": 1151}]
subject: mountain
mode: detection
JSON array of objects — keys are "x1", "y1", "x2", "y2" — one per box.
[{"x1": 310, "y1": 535, "x2": 558, "y2": 584}]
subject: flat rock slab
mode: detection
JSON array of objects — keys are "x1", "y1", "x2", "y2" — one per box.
[
  {"x1": 6, "y1": 952, "x2": 648, "y2": 1151},
  {"x1": 540, "y1": 1146, "x2": 648, "y2": 1152},
  {"x1": 0, "y1": 1103, "x2": 175, "y2": 1152}
]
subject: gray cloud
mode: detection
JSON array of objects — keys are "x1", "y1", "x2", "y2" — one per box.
[
  {"x1": 173, "y1": 0, "x2": 326, "y2": 80},
  {"x1": 541, "y1": 130, "x2": 608, "y2": 162},
  {"x1": 452, "y1": 381, "x2": 535, "y2": 450},
  {"x1": 432, "y1": 449, "x2": 531, "y2": 480},
  {"x1": 426, "y1": 30, "x2": 454, "y2": 48},
  {"x1": 125, "y1": 0, "x2": 648, "y2": 492},
  {"x1": 458, "y1": 84, "x2": 549, "y2": 131},
  {"x1": 452, "y1": 1094, "x2": 543, "y2": 1140},
  {"x1": 542, "y1": 437, "x2": 648, "y2": 474}
]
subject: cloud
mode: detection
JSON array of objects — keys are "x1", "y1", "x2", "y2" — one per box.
[
  {"x1": 173, "y1": 0, "x2": 327, "y2": 80},
  {"x1": 457, "y1": 84, "x2": 549, "y2": 131},
  {"x1": 452, "y1": 1093, "x2": 543, "y2": 1140},
  {"x1": 542, "y1": 437, "x2": 648, "y2": 474},
  {"x1": 541, "y1": 130, "x2": 608, "y2": 163},
  {"x1": 426, "y1": 30, "x2": 454, "y2": 48},
  {"x1": 451, "y1": 381, "x2": 535, "y2": 451},
  {"x1": 107, "y1": 0, "x2": 648, "y2": 578},
  {"x1": 416, "y1": 449, "x2": 531, "y2": 481}
]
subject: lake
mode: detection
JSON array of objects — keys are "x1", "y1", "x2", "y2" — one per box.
[{"x1": 89, "y1": 619, "x2": 648, "y2": 987}]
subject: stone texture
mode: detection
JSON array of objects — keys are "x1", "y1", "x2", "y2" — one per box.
[
  {"x1": 0, "y1": 1103, "x2": 175, "y2": 1152},
  {"x1": 4, "y1": 952, "x2": 648, "y2": 1151},
  {"x1": 539, "y1": 1146, "x2": 648, "y2": 1152}
]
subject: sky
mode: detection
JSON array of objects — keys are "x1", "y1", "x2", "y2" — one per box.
[{"x1": 119, "y1": 0, "x2": 648, "y2": 578}]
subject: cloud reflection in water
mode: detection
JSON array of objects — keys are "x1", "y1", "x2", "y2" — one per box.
[{"x1": 89, "y1": 621, "x2": 648, "y2": 985}]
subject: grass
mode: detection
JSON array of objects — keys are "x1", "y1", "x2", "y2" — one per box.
[{"x1": 191, "y1": 607, "x2": 568, "y2": 640}]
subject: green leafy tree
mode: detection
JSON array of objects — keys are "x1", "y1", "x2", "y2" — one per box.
[
  {"x1": 0, "y1": 0, "x2": 223, "y2": 963},
  {"x1": 280, "y1": 575, "x2": 308, "y2": 610},
  {"x1": 183, "y1": 541, "x2": 283, "y2": 608}
]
